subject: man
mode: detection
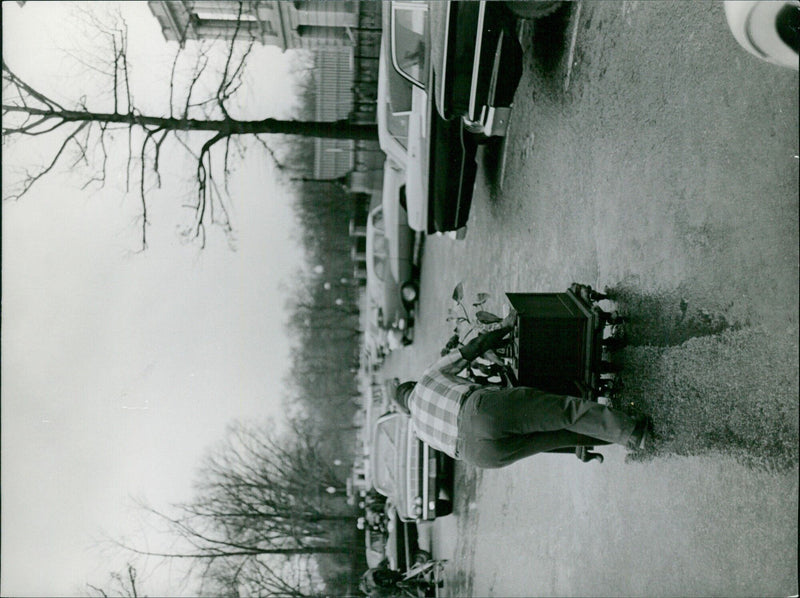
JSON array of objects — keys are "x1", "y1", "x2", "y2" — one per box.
[
  {"x1": 360, "y1": 557, "x2": 435, "y2": 598},
  {"x1": 394, "y1": 310, "x2": 650, "y2": 468}
]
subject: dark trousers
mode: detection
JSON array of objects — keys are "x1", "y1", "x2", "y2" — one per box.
[{"x1": 456, "y1": 386, "x2": 637, "y2": 468}]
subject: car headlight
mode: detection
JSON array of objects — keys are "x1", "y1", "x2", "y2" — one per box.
[
  {"x1": 414, "y1": 496, "x2": 423, "y2": 506},
  {"x1": 401, "y1": 284, "x2": 418, "y2": 303},
  {"x1": 415, "y1": 504, "x2": 423, "y2": 516}
]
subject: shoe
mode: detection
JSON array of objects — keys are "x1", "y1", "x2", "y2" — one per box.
[{"x1": 628, "y1": 417, "x2": 652, "y2": 451}]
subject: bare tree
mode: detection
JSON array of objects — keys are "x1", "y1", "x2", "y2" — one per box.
[
  {"x1": 197, "y1": 553, "x2": 334, "y2": 598},
  {"x1": 2, "y1": 3, "x2": 377, "y2": 249},
  {"x1": 87, "y1": 564, "x2": 144, "y2": 598},
  {"x1": 110, "y1": 418, "x2": 357, "y2": 596}
]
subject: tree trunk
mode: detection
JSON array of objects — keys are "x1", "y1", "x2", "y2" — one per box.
[
  {"x1": 2, "y1": 106, "x2": 379, "y2": 141},
  {"x1": 136, "y1": 545, "x2": 354, "y2": 559}
]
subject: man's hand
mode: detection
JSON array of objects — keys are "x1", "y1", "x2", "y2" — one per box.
[
  {"x1": 501, "y1": 308, "x2": 517, "y2": 330},
  {"x1": 460, "y1": 310, "x2": 517, "y2": 362}
]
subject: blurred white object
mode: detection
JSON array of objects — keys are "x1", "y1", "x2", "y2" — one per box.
[
  {"x1": 724, "y1": 1, "x2": 799, "y2": 69},
  {"x1": 386, "y1": 328, "x2": 405, "y2": 350}
]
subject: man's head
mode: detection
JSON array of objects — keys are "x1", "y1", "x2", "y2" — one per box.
[{"x1": 393, "y1": 381, "x2": 416, "y2": 414}]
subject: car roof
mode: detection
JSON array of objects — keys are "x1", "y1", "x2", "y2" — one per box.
[{"x1": 377, "y1": 42, "x2": 412, "y2": 166}]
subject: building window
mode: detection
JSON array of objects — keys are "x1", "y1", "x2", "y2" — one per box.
[{"x1": 193, "y1": 10, "x2": 257, "y2": 22}]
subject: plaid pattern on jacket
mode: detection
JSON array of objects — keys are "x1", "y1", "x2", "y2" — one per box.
[{"x1": 407, "y1": 349, "x2": 479, "y2": 457}]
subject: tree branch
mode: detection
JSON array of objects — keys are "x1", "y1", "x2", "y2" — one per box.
[{"x1": 5, "y1": 121, "x2": 89, "y2": 201}]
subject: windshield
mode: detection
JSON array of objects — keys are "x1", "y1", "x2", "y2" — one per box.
[
  {"x1": 391, "y1": 3, "x2": 428, "y2": 88},
  {"x1": 370, "y1": 207, "x2": 388, "y2": 283},
  {"x1": 372, "y1": 416, "x2": 399, "y2": 496}
]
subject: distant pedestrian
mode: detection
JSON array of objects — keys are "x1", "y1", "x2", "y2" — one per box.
[
  {"x1": 360, "y1": 558, "x2": 434, "y2": 597},
  {"x1": 394, "y1": 310, "x2": 650, "y2": 468},
  {"x1": 359, "y1": 562, "x2": 404, "y2": 597}
]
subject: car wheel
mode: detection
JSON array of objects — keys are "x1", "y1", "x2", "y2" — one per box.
[
  {"x1": 435, "y1": 498, "x2": 453, "y2": 517},
  {"x1": 401, "y1": 281, "x2": 418, "y2": 303},
  {"x1": 505, "y1": 1, "x2": 563, "y2": 19},
  {"x1": 776, "y1": 3, "x2": 800, "y2": 55}
]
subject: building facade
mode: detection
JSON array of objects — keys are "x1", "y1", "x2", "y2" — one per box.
[
  {"x1": 311, "y1": 50, "x2": 356, "y2": 179},
  {"x1": 148, "y1": 1, "x2": 382, "y2": 182},
  {"x1": 148, "y1": 1, "x2": 361, "y2": 50}
]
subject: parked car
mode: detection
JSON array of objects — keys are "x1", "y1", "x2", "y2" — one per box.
[
  {"x1": 362, "y1": 507, "x2": 420, "y2": 571},
  {"x1": 370, "y1": 409, "x2": 454, "y2": 522},
  {"x1": 382, "y1": 2, "x2": 478, "y2": 237},
  {"x1": 362, "y1": 320, "x2": 389, "y2": 367},
  {"x1": 365, "y1": 160, "x2": 419, "y2": 344},
  {"x1": 430, "y1": 1, "x2": 567, "y2": 136},
  {"x1": 724, "y1": 0, "x2": 799, "y2": 70},
  {"x1": 429, "y1": 1, "x2": 524, "y2": 138},
  {"x1": 364, "y1": 525, "x2": 388, "y2": 569},
  {"x1": 382, "y1": 2, "x2": 557, "y2": 236}
]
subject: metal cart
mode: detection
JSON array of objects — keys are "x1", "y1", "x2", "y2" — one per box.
[{"x1": 505, "y1": 283, "x2": 624, "y2": 464}]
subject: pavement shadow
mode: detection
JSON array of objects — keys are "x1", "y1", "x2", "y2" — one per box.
[
  {"x1": 613, "y1": 323, "x2": 799, "y2": 471},
  {"x1": 480, "y1": 138, "x2": 506, "y2": 201},
  {"x1": 526, "y1": 2, "x2": 574, "y2": 76},
  {"x1": 482, "y1": 4, "x2": 576, "y2": 198},
  {"x1": 599, "y1": 280, "x2": 797, "y2": 470},
  {"x1": 604, "y1": 280, "x2": 741, "y2": 348}
]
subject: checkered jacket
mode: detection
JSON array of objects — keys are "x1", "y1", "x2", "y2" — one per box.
[
  {"x1": 408, "y1": 326, "x2": 513, "y2": 457},
  {"x1": 407, "y1": 349, "x2": 478, "y2": 458}
]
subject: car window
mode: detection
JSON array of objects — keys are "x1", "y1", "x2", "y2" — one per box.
[
  {"x1": 387, "y1": 57, "x2": 413, "y2": 112},
  {"x1": 372, "y1": 205, "x2": 385, "y2": 234},
  {"x1": 370, "y1": 207, "x2": 389, "y2": 282},
  {"x1": 372, "y1": 235, "x2": 389, "y2": 282},
  {"x1": 391, "y1": 4, "x2": 428, "y2": 88},
  {"x1": 373, "y1": 251, "x2": 387, "y2": 283},
  {"x1": 368, "y1": 531, "x2": 386, "y2": 553}
]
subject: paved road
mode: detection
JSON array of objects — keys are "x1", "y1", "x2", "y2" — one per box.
[{"x1": 381, "y1": 2, "x2": 798, "y2": 596}]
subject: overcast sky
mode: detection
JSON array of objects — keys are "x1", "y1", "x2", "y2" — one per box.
[{"x1": 2, "y1": 2, "x2": 308, "y2": 595}]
